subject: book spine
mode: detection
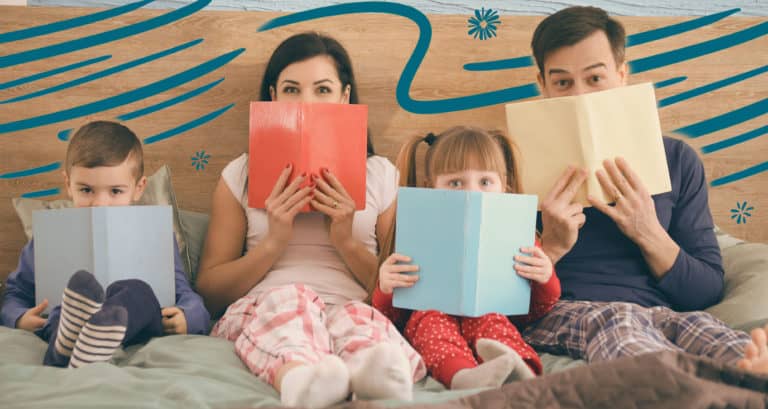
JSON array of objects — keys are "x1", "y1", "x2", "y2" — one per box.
[
  {"x1": 91, "y1": 208, "x2": 108, "y2": 282},
  {"x1": 462, "y1": 193, "x2": 481, "y2": 316},
  {"x1": 578, "y1": 97, "x2": 599, "y2": 201}
]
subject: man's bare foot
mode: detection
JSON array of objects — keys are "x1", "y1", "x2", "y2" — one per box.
[{"x1": 737, "y1": 324, "x2": 768, "y2": 375}]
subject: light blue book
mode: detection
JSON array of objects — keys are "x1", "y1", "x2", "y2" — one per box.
[
  {"x1": 32, "y1": 206, "x2": 176, "y2": 311},
  {"x1": 393, "y1": 187, "x2": 538, "y2": 317}
]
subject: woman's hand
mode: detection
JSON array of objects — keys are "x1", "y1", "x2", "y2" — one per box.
[
  {"x1": 264, "y1": 164, "x2": 314, "y2": 247},
  {"x1": 379, "y1": 253, "x2": 420, "y2": 294},
  {"x1": 311, "y1": 168, "x2": 357, "y2": 249}
]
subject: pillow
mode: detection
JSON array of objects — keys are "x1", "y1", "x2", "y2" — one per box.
[
  {"x1": 706, "y1": 228, "x2": 768, "y2": 332},
  {"x1": 11, "y1": 165, "x2": 193, "y2": 279},
  {"x1": 178, "y1": 209, "x2": 209, "y2": 284}
]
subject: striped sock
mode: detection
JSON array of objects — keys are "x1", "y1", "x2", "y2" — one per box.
[
  {"x1": 53, "y1": 270, "x2": 105, "y2": 360},
  {"x1": 68, "y1": 305, "x2": 127, "y2": 369}
]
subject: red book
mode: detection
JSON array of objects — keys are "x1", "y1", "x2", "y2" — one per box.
[{"x1": 248, "y1": 101, "x2": 368, "y2": 211}]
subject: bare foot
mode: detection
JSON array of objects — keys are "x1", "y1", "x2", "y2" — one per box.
[{"x1": 736, "y1": 324, "x2": 768, "y2": 375}]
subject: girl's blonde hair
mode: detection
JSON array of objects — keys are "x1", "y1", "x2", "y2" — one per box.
[
  {"x1": 377, "y1": 126, "x2": 523, "y2": 272},
  {"x1": 397, "y1": 125, "x2": 522, "y2": 192}
]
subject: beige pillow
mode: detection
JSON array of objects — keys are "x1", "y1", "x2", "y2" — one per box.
[
  {"x1": 11, "y1": 165, "x2": 193, "y2": 278},
  {"x1": 707, "y1": 234, "x2": 768, "y2": 332}
]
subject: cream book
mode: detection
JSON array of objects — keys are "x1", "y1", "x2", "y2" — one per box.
[{"x1": 505, "y1": 82, "x2": 671, "y2": 206}]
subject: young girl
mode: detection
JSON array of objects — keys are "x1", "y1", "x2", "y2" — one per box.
[
  {"x1": 197, "y1": 32, "x2": 425, "y2": 409},
  {"x1": 373, "y1": 126, "x2": 561, "y2": 390}
]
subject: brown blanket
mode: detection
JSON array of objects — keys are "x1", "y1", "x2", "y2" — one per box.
[{"x1": 290, "y1": 351, "x2": 767, "y2": 409}]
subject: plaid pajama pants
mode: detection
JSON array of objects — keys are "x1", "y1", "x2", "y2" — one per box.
[
  {"x1": 211, "y1": 284, "x2": 426, "y2": 385},
  {"x1": 522, "y1": 300, "x2": 751, "y2": 365}
]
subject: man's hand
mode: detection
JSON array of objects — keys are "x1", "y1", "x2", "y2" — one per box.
[{"x1": 540, "y1": 166, "x2": 588, "y2": 264}]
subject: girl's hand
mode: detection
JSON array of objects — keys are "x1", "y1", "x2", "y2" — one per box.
[
  {"x1": 264, "y1": 164, "x2": 314, "y2": 247},
  {"x1": 379, "y1": 253, "x2": 420, "y2": 294},
  {"x1": 310, "y1": 168, "x2": 357, "y2": 249},
  {"x1": 514, "y1": 246, "x2": 553, "y2": 284}
]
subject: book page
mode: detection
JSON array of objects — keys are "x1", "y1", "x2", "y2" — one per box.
[
  {"x1": 506, "y1": 83, "x2": 671, "y2": 206},
  {"x1": 505, "y1": 97, "x2": 589, "y2": 206},
  {"x1": 584, "y1": 83, "x2": 671, "y2": 203}
]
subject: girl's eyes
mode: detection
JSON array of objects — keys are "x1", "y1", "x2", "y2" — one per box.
[
  {"x1": 480, "y1": 178, "x2": 495, "y2": 186},
  {"x1": 79, "y1": 187, "x2": 92, "y2": 194},
  {"x1": 282, "y1": 86, "x2": 299, "y2": 94},
  {"x1": 111, "y1": 189, "x2": 124, "y2": 195},
  {"x1": 448, "y1": 180, "x2": 463, "y2": 187}
]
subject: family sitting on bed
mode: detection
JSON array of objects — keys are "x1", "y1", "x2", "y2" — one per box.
[{"x1": 1, "y1": 5, "x2": 767, "y2": 409}]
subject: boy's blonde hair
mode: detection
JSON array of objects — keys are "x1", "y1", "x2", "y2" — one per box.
[{"x1": 65, "y1": 121, "x2": 143, "y2": 180}]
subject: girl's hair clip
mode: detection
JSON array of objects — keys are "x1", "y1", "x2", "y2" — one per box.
[{"x1": 423, "y1": 132, "x2": 437, "y2": 146}]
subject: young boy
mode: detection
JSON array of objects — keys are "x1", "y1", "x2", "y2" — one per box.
[{"x1": 0, "y1": 120, "x2": 210, "y2": 368}]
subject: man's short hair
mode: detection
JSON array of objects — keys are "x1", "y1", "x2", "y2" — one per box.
[
  {"x1": 65, "y1": 121, "x2": 143, "y2": 180},
  {"x1": 531, "y1": 6, "x2": 626, "y2": 78}
]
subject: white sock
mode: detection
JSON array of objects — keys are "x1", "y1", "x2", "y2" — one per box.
[
  {"x1": 450, "y1": 354, "x2": 519, "y2": 390},
  {"x1": 348, "y1": 343, "x2": 413, "y2": 401},
  {"x1": 280, "y1": 355, "x2": 350, "y2": 409},
  {"x1": 475, "y1": 338, "x2": 535, "y2": 381}
]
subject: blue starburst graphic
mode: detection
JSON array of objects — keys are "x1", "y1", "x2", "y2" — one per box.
[
  {"x1": 730, "y1": 201, "x2": 754, "y2": 224},
  {"x1": 468, "y1": 7, "x2": 501, "y2": 41},
  {"x1": 191, "y1": 150, "x2": 211, "y2": 171}
]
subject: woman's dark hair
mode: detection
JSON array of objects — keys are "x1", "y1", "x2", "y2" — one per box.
[{"x1": 259, "y1": 32, "x2": 374, "y2": 156}]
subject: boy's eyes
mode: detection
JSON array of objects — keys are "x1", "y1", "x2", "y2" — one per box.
[
  {"x1": 554, "y1": 79, "x2": 572, "y2": 88},
  {"x1": 77, "y1": 187, "x2": 124, "y2": 195}
]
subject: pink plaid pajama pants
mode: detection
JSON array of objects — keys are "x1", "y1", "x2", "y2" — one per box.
[{"x1": 211, "y1": 284, "x2": 426, "y2": 385}]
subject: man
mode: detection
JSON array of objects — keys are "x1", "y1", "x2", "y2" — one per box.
[{"x1": 522, "y1": 5, "x2": 767, "y2": 374}]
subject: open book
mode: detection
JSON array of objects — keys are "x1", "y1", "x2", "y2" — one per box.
[
  {"x1": 505, "y1": 82, "x2": 671, "y2": 206},
  {"x1": 33, "y1": 206, "x2": 176, "y2": 311},
  {"x1": 393, "y1": 187, "x2": 537, "y2": 317},
  {"x1": 248, "y1": 101, "x2": 368, "y2": 211}
]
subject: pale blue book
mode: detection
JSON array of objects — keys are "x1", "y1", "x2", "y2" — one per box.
[
  {"x1": 32, "y1": 206, "x2": 176, "y2": 311},
  {"x1": 393, "y1": 187, "x2": 538, "y2": 317}
]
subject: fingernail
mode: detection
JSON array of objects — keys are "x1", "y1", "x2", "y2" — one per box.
[
  {"x1": 286, "y1": 163, "x2": 291, "y2": 169},
  {"x1": 322, "y1": 168, "x2": 329, "y2": 174},
  {"x1": 300, "y1": 172, "x2": 307, "y2": 178}
]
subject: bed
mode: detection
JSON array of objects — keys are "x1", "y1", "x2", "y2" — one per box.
[{"x1": 2, "y1": 177, "x2": 767, "y2": 407}]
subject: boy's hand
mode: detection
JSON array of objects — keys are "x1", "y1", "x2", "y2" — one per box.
[
  {"x1": 17, "y1": 299, "x2": 49, "y2": 332},
  {"x1": 379, "y1": 253, "x2": 419, "y2": 295},
  {"x1": 514, "y1": 247, "x2": 554, "y2": 284},
  {"x1": 161, "y1": 307, "x2": 188, "y2": 335}
]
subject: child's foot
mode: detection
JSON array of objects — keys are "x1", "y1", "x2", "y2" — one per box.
[
  {"x1": 451, "y1": 354, "x2": 517, "y2": 390},
  {"x1": 476, "y1": 338, "x2": 535, "y2": 381},
  {"x1": 737, "y1": 324, "x2": 768, "y2": 375},
  {"x1": 68, "y1": 305, "x2": 127, "y2": 368},
  {"x1": 280, "y1": 355, "x2": 350, "y2": 409},
  {"x1": 50, "y1": 270, "x2": 105, "y2": 363},
  {"x1": 348, "y1": 343, "x2": 413, "y2": 401}
]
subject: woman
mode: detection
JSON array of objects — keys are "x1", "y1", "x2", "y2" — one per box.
[{"x1": 196, "y1": 32, "x2": 425, "y2": 409}]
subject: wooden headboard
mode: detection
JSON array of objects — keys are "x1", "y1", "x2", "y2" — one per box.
[{"x1": 1, "y1": 4, "x2": 766, "y2": 281}]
